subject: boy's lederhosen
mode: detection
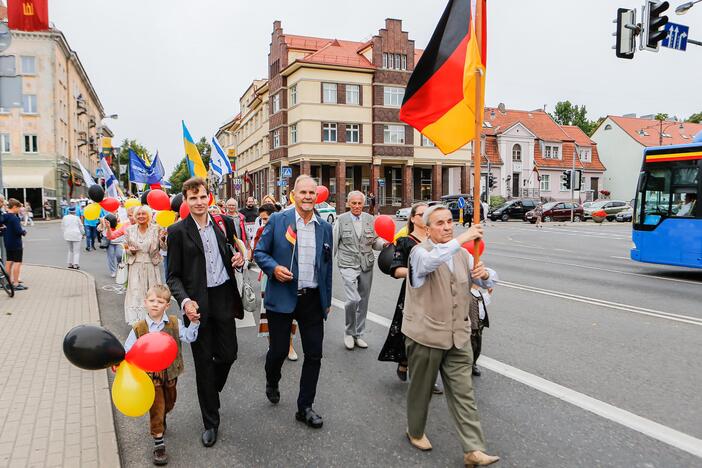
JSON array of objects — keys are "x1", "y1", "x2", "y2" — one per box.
[
  {"x1": 133, "y1": 316, "x2": 184, "y2": 436},
  {"x1": 468, "y1": 292, "x2": 490, "y2": 364}
]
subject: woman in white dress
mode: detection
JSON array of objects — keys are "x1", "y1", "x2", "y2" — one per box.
[{"x1": 123, "y1": 206, "x2": 164, "y2": 325}]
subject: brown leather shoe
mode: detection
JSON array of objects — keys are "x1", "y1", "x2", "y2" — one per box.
[
  {"x1": 153, "y1": 446, "x2": 168, "y2": 465},
  {"x1": 464, "y1": 450, "x2": 499, "y2": 467},
  {"x1": 406, "y1": 431, "x2": 432, "y2": 451}
]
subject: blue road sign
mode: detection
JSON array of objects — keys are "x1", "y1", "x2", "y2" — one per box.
[
  {"x1": 277, "y1": 180, "x2": 288, "y2": 187},
  {"x1": 457, "y1": 197, "x2": 466, "y2": 209},
  {"x1": 378, "y1": 178, "x2": 385, "y2": 187},
  {"x1": 281, "y1": 166, "x2": 293, "y2": 178},
  {"x1": 662, "y1": 22, "x2": 689, "y2": 51}
]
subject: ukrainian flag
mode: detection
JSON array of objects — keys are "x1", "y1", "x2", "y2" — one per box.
[{"x1": 182, "y1": 121, "x2": 208, "y2": 178}]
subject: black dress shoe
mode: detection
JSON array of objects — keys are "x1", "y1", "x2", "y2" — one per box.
[
  {"x1": 153, "y1": 446, "x2": 168, "y2": 465},
  {"x1": 396, "y1": 363, "x2": 408, "y2": 382},
  {"x1": 472, "y1": 365, "x2": 481, "y2": 377},
  {"x1": 266, "y1": 384, "x2": 280, "y2": 404},
  {"x1": 201, "y1": 428, "x2": 218, "y2": 447},
  {"x1": 295, "y1": 407, "x2": 323, "y2": 429}
]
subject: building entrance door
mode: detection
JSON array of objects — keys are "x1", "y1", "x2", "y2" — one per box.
[{"x1": 512, "y1": 173, "x2": 520, "y2": 198}]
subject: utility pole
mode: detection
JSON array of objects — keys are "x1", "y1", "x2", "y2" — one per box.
[{"x1": 570, "y1": 150, "x2": 576, "y2": 223}]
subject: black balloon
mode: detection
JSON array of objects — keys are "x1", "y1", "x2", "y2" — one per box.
[
  {"x1": 140, "y1": 189, "x2": 151, "y2": 206},
  {"x1": 104, "y1": 213, "x2": 118, "y2": 229},
  {"x1": 170, "y1": 193, "x2": 183, "y2": 213},
  {"x1": 63, "y1": 325, "x2": 125, "y2": 370},
  {"x1": 377, "y1": 244, "x2": 396, "y2": 275},
  {"x1": 88, "y1": 184, "x2": 105, "y2": 203}
]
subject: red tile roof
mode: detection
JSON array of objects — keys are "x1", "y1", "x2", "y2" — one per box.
[
  {"x1": 483, "y1": 108, "x2": 573, "y2": 142},
  {"x1": 561, "y1": 125, "x2": 593, "y2": 147},
  {"x1": 607, "y1": 115, "x2": 702, "y2": 147}
]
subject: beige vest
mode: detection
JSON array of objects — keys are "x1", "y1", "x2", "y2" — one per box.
[
  {"x1": 401, "y1": 241, "x2": 472, "y2": 350},
  {"x1": 134, "y1": 315, "x2": 184, "y2": 381}
]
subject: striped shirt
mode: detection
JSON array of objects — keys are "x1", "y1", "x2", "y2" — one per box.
[
  {"x1": 197, "y1": 217, "x2": 229, "y2": 288},
  {"x1": 295, "y1": 210, "x2": 318, "y2": 289}
]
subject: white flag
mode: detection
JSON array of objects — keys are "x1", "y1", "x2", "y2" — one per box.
[
  {"x1": 76, "y1": 159, "x2": 96, "y2": 187},
  {"x1": 99, "y1": 157, "x2": 119, "y2": 198},
  {"x1": 210, "y1": 137, "x2": 233, "y2": 180}
]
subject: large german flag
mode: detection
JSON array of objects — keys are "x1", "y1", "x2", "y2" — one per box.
[{"x1": 400, "y1": 0, "x2": 486, "y2": 155}]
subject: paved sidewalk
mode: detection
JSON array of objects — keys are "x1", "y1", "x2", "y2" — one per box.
[{"x1": 0, "y1": 265, "x2": 120, "y2": 467}]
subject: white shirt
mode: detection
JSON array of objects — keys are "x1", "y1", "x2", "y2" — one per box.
[
  {"x1": 471, "y1": 288, "x2": 491, "y2": 320},
  {"x1": 123, "y1": 313, "x2": 200, "y2": 353},
  {"x1": 677, "y1": 201, "x2": 695, "y2": 217},
  {"x1": 295, "y1": 210, "x2": 318, "y2": 289},
  {"x1": 409, "y1": 239, "x2": 498, "y2": 289}
]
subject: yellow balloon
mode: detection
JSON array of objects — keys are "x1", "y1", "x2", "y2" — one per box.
[
  {"x1": 111, "y1": 361, "x2": 155, "y2": 417},
  {"x1": 84, "y1": 203, "x2": 101, "y2": 221},
  {"x1": 155, "y1": 210, "x2": 177, "y2": 228},
  {"x1": 124, "y1": 198, "x2": 141, "y2": 209},
  {"x1": 116, "y1": 223, "x2": 123, "y2": 230},
  {"x1": 393, "y1": 225, "x2": 408, "y2": 243}
]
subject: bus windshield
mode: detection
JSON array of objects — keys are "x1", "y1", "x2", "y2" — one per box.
[{"x1": 635, "y1": 165, "x2": 699, "y2": 225}]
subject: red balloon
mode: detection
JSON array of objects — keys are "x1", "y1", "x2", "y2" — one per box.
[
  {"x1": 147, "y1": 189, "x2": 170, "y2": 211},
  {"x1": 179, "y1": 202, "x2": 190, "y2": 219},
  {"x1": 374, "y1": 215, "x2": 396, "y2": 243},
  {"x1": 100, "y1": 197, "x2": 119, "y2": 212},
  {"x1": 316, "y1": 186, "x2": 329, "y2": 204},
  {"x1": 125, "y1": 332, "x2": 178, "y2": 372},
  {"x1": 462, "y1": 239, "x2": 486, "y2": 255}
]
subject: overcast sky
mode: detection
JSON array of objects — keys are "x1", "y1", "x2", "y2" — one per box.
[{"x1": 46, "y1": 0, "x2": 702, "y2": 174}]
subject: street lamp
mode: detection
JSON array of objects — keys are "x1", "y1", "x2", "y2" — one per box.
[{"x1": 676, "y1": 0, "x2": 702, "y2": 14}]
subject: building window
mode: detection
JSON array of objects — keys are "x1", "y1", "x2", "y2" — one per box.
[
  {"x1": 512, "y1": 143, "x2": 522, "y2": 161},
  {"x1": 382, "y1": 52, "x2": 408, "y2": 70},
  {"x1": 290, "y1": 85, "x2": 297, "y2": 106},
  {"x1": 401, "y1": 54, "x2": 407, "y2": 70},
  {"x1": 346, "y1": 124, "x2": 360, "y2": 143},
  {"x1": 346, "y1": 84, "x2": 360, "y2": 105},
  {"x1": 322, "y1": 123, "x2": 337, "y2": 142},
  {"x1": 273, "y1": 130, "x2": 280, "y2": 148},
  {"x1": 383, "y1": 53, "x2": 388, "y2": 68},
  {"x1": 24, "y1": 134, "x2": 38, "y2": 153},
  {"x1": 604, "y1": 124, "x2": 612, "y2": 130},
  {"x1": 383, "y1": 125, "x2": 405, "y2": 144},
  {"x1": 544, "y1": 144, "x2": 560, "y2": 159},
  {"x1": 421, "y1": 135, "x2": 435, "y2": 147},
  {"x1": 383, "y1": 87, "x2": 404, "y2": 107},
  {"x1": 272, "y1": 94, "x2": 280, "y2": 113},
  {"x1": 0, "y1": 133, "x2": 9, "y2": 153},
  {"x1": 22, "y1": 94, "x2": 37, "y2": 113},
  {"x1": 579, "y1": 149, "x2": 591, "y2": 162},
  {"x1": 290, "y1": 124, "x2": 297, "y2": 144},
  {"x1": 322, "y1": 83, "x2": 337, "y2": 104},
  {"x1": 540, "y1": 174, "x2": 550, "y2": 192},
  {"x1": 20, "y1": 56, "x2": 36, "y2": 74}
]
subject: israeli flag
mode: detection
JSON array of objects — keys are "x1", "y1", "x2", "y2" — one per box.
[
  {"x1": 99, "y1": 157, "x2": 120, "y2": 198},
  {"x1": 210, "y1": 137, "x2": 233, "y2": 180}
]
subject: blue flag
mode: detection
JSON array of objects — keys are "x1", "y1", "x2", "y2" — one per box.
[
  {"x1": 128, "y1": 149, "x2": 151, "y2": 184},
  {"x1": 149, "y1": 152, "x2": 165, "y2": 184}
]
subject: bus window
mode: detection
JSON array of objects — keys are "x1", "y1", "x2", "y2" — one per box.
[
  {"x1": 639, "y1": 169, "x2": 671, "y2": 224},
  {"x1": 671, "y1": 167, "x2": 698, "y2": 217}
]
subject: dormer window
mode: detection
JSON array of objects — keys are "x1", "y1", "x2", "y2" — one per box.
[{"x1": 604, "y1": 124, "x2": 612, "y2": 130}]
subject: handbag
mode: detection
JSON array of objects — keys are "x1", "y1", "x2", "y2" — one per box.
[
  {"x1": 115, "y1": 251, "x2": 128, "y2": 285},
  {"x1": 240, "y1": 269, "x2": 257, "y2": 315}
]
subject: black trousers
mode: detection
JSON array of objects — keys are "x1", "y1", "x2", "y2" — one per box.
[
  {"x1": 190, "y1": 281, "x2": 238, "y2": 430},
  {"x1": 265, "y1": 288, "x2": 324, "y2": 412}
]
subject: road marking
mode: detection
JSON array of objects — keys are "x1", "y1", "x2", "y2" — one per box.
[
  {"x1": 611, "y1": 255, "x2": 631, "y2": 260},
  {"x1": 508, "y1": 227, "x2": 631, "y2": 240},
  {"x1": 488, "y1": 251, "x2": 702, "y2": 286},
  {"x1": 499, "y1": 280, "x2": 702, "y2": 326},
  {"x1": 330, "y1": 297, "x2": 702, "y2": 458}
]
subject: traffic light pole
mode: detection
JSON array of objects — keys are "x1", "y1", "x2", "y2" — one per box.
[{"x1": 570, "y1": 150, "x2": 576, "y2": 223}]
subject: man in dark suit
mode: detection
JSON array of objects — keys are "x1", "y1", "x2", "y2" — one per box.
[
  {"x1": 254, "y1": 175, "x2": 333, "y2": 429},
  {"x1": 167, "y1": 177, "x2": 245, "y2": 447}
]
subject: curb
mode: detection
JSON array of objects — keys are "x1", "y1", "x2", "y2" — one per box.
[{"x1": 27, "y1": 264, "x2": 122, "y2": 467}]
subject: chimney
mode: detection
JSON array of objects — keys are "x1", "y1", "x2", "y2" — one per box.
[{"x1": 273, "y1": 20, "x2": 282, "y2": 32}]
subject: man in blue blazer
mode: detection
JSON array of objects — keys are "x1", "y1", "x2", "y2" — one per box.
[{"x1": 254, "y1": 175, "x2": 333, "y2": 429}]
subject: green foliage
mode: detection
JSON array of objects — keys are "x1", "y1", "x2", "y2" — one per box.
[
  {"x1": 686, "y1": 112, "x2": 702, "y2": 124},
  {"x1": 168, "y1": 137, "x2": 212, "y2": 194},
  {"x1": 489, "y1": 195, "x2": 506, "y2": 208},
  {"x1": 655, "y1": 113, "x2": 669, "y2": 122},
  {"x1": 550, "y1": 101, "x2": 602, "y2": 136}
]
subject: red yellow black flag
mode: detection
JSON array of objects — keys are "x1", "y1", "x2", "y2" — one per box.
[{"x1": 400, "y1": 0, "x2": 486, "y2": 155}]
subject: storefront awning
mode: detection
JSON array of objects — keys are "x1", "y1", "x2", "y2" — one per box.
[{"x1": 2, "y1": 167, "x2": 55, "y2": 189}]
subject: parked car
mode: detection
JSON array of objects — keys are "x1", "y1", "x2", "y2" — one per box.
[
  {"x1": 616, "y1": 207, "x2": 633, "y2": 222},
  {"x1": 316, "y1": 202, "x2": 337, "y2": 223},
  {"x1": 583, "y1": 200, "x2": 630, "y2": 221},
  {"x1": 526, "y1": 202, "x2": 584, "y2": 223},
  {"x1": 396, "y1": 200, "x2": 443, "y2": 220},
  {"x1": 488, "y1": 198, "x2": 538, "y2": 221}
]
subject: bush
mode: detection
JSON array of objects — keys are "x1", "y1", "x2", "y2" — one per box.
[{"x1": 489, "y1": 195, "x2": 506, "y2": 208}]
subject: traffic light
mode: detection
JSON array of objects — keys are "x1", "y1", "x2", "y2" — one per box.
[
  {"x1": 561, "y1": 170, "x2": 571, "y2": 190},
  {"x1": 573, "y1": 170, "x2": 583, "y2": 191},
  {"x1": 642, "y1": 0, "x2": 670, "y2": 52},
  {"x1": 488, "y1": 175, "x2": 496, "y2": 189},
  {"x1": 614, "y1": 8, "x2": 637, "y2": 59}
]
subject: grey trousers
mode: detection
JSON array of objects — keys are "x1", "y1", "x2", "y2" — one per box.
[
  {"x1": 406, "y1": 338, "x2": 486, "y2": 453},
  {"x1": 340, "y1": 267, "x2": 373, "y2": 337}
]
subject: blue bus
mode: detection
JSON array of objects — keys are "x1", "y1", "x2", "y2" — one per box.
[{"x1": 631, "y1": 136, "x2": 702, "y2": 268}]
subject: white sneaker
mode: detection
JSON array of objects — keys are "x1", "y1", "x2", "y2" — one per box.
[
  {"x1": 354, "y1": 337, "x2": 368, "y2": 349},
  {"x1": 344, "y1": 335, "x2": 355, "y2": 350},
  {"x1": 288, "y1": 349, "x2": 298, "y2": 361},
  {"x1": 110, "y1": 272, "x2": 116, "y2": 278}
]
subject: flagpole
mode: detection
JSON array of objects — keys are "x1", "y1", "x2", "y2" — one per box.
[{"x1": 471, "y1": 0, "x2": 485, "y2": 265}]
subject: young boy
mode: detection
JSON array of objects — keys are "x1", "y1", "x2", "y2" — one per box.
[
  {"x1": 2, "y1": 199, "x2": 27, "y2": 290},
  {"x1": 123, "y1": 284, "x2": 199, "y2": 465}
]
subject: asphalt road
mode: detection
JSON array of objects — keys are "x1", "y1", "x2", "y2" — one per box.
[{"x1": 21, "y1": 219, "x2": 702, "y2": 467}]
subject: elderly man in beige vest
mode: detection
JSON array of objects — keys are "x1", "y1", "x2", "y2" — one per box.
[
  {"x1": 334, "y1": 191, "x2": 386, "y2": 350},
  {"x1": 402, "y1": 205, "x2": 500, "y2": 467}
]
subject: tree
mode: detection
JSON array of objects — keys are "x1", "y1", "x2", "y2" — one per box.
[
  {"x1": 168, "y1": 136, "x2": 212, "y2": 193},
  {"x1": 686, "y1": 112, "x2": 702, "y2": 124},
  {"x1": 655, "y1": 113, "x2": 669, "y2": 122},
  {"x1": 115, "y1": 139, "x2": 151, "y2": 195},
  {"x1": 550, "y1": 100, "x2": 601, "y2": 136}
]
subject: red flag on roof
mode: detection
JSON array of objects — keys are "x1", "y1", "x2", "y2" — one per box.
[
  {"x1": 400, "y1": 0, "x2": 486, "y2": 155},
  {"x1": 7, "y1": 0, "x2": 49, "y2": 32}
]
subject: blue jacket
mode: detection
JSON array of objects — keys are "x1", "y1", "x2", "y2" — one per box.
[
  {"x1": 254, "y1": 208, "x2": 333, "y2": 315},
  {"x1": 1, "y1": 213, "x2": 26, "y2": 251}
]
